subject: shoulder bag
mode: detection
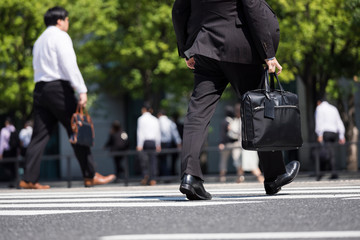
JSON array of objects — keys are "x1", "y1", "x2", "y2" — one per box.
[
  {"x1": 241, "y1": 69, "x2": 303, "y2": 151},
  {"x1": 69, "y1": 104, "x2": 95, "y2": 147}
]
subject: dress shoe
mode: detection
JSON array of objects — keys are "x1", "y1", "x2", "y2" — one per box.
[
  {"x1": 84, "y1": 172, "x2": 116, "y2": 187},
  {"x1": 19, "y1": 180, "x2": 50, "y2": 189},
  {"x1": 179, "y1": 174, "x2": 212, "y2": 200},
  {"x1": 140, "y1": 175, "x2": 149, "y2": 185},
  {"x1": 264, "y1": 161, "x2": 300, "y2": 195},
  {"x1": 149, "y1": 180, "x2": 157, "y2": 186}
]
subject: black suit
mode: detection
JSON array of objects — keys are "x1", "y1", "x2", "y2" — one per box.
[{"x1": 172, "y1": 0, "x2": 286, "y2": 182}]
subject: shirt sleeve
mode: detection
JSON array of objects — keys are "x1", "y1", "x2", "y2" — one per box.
[
  {"x1": 55, "y1": 32, "x2": 87, "y2": 93},
  {"x1": 155, "y1": 119, "x2": 162, "y2": 147},
  {"x1": 137, "y1": 118, "x2": 144, "y2": 148},
  {"x1": 336, "y1": 110, "x2": 346, "y2": 140},
  {"x1": 0, "y1": 129, "x2": 8, "y2": 155},
  {"x1": 170, "y1": 121, "x2": 182, "y2": 145},
  {"x1": 314, "y1": 107, "x2": 324, "y2": 137}
]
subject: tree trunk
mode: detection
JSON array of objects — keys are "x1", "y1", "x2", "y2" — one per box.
[{"x1": 348, "y1": 126, "x2": 359, "y2": 171}]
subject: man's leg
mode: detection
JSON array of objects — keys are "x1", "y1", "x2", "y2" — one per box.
[
  {"x1": 181, "y1": 56, "x2": 228, "y2": 180},
  {"x1": 23, "y1": 87, "x2": 57, "y2": 183}
]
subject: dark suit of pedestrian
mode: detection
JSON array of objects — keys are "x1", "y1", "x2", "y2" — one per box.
[{"x1": 172, "y1": 0, "x2": 286, "y2": 182}]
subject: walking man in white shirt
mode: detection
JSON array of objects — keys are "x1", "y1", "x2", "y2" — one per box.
[
  {"x1": 137, "y1": 103, "x2": 161, "y2": 186},
  {"x1": 315, "y1": 98, "x2": 346, "y2": 179},
  {"x1": 19, "y1": 6, "x2": 115, "y2": 189}
]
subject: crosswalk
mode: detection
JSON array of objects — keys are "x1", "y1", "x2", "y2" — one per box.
[{"x1": 0, "y1": 184, "x2": 359, "y2": 216}]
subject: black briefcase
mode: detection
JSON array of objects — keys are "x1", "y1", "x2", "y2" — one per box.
[{"x1": 241, "y1": 69, "x2": 303, "y2": 151}]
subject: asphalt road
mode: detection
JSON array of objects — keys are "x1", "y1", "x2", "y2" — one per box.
[{"x1": 0, "y1": 179, "x2": 359, "y2": 240}]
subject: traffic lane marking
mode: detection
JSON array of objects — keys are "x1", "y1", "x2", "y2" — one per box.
[{"x1": 99, "y1": 231, "x2": 360, "y2": 240}]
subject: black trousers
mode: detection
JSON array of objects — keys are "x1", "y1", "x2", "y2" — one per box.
[
  {"x1": 181, "y1": 55, "x2": 287, "y2": 182},
  {"x1": 23, "y1": 80, "x2": 95, "y2": 183},
  {"x1": 139, "y1": 140, "x2": 158, "y2": 181},
  {"x1": 322, "y1": 131, "x2": 338, "y2": 174}
]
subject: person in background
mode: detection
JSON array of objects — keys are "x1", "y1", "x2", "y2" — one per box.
[
  {"x1": 218, "y1": 105, "x2": 244, "y2": 183},
  {"x1": 104, "y1": 120, "x2": 129, "y2": 182},
  {"x1": 0, "y1": 117, "x2": 19, "y2": 183},
  {"x1": 157, "y1": 109, "x2": 182, "y2": 177},
  {"x1": 136, "y1": 103, "x2": 161, "y2": 186},
  {"x1": 315, "y1": 98, "x2": 346, "y2": 179},
  {"x1": 19, "y1": 120, "x2": 33, "y2": 157},
  {"x1": 172, "y1": 0, "x2": 300, "y2": 200},
  {"x1": 19, "y1": 6, "x2": 115, "y2": 189}
]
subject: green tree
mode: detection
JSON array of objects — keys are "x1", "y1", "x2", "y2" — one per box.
[{"x1": 76, "y1": 0, "x2": 192, "y2": 111}]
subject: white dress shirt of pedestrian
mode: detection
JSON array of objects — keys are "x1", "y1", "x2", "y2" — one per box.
[
  {"x1": 315, "y1": 100, "x2": 346, "y2": 144},
  {"x1": 32, "y1": 12, "x2": 88, "y2": 102},
  {"x1": 158, "y1": 112, "x2": 182, "y2": 147},
  {"x1": 136, "y1": 108, "x2": 161, "y2": 152}
]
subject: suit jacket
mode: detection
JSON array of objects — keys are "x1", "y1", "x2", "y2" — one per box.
[{"x1": 172, "y1": 0, "x2": 280, "y2": 64}]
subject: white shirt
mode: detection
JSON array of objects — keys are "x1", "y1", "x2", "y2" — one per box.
[
  {"x1": 158, "y1": 115, "x2": 182, "y2": 144},
  {"x1": 19, "y1": 126, "x2": 33, "y2": 148},
  {"x1": 137, "y1": 112, "x2": 161, "y2": 148},
  {"x1": 33, "y1": 26, "x2": 87, "y2": 93},
  {"x1": 315, "y1": 101, "x2": 345, "y2": 140}
]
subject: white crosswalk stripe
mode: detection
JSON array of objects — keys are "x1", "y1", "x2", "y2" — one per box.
[{"x1": 0, "y1": 185, "x2": 359, "y2": 216}]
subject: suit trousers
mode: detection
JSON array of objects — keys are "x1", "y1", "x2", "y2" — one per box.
[
  {"x1": 322, "y1": 131, "x2": 338, "y2": 175},
  {"x1": 181, "y1": 55, "x2": 286, "y2": 182},
  {"x1": 140, "y1": 140, "x2": 158, "y2": 180},
  {"x1": 23, "y1": 80, "x2": 95, "y2": 183}
]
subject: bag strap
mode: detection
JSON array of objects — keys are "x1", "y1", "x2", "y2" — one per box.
[{"x1": 264, "y1": 68, "x2": 284, "y2": 94}]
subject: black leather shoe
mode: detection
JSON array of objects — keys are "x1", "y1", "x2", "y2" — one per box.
[
  {"x1": 179, "y1": 174, "x2": 212, "y2": 200},
  {"x1": 264, "y1": 161, "x2": 300, "y2": 195}
]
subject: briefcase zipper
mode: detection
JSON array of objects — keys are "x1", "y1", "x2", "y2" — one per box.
[{"x1": 253, "y1": 105, "x2": 298, "y2": 111}]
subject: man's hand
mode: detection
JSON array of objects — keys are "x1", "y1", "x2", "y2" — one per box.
[
  {"x1": 219, "y1": 143, "x2": 225, "y2": 150},
  {"x1": 317, "y1": 136, "x2": 323, "y2": 143},
  {"x1": 185, "y1": 57, "x2": 195, "y2": 69},
  {"x1": 339, "y1": 138, "x2": 346, "y2": 145},
  {"x1": 156, "y1": 146, "x2": 161, "y2": 153},
  {"x1": 265, "y1": 57, "x2": 282, "y2": 75},
  {"x1": 79, "y1": 93, "x2": 88, "y2": 107}
]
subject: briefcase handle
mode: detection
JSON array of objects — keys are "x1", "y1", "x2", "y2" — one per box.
[{"x1": 264, "y1": 68, "x2": 284, "y2": 94}]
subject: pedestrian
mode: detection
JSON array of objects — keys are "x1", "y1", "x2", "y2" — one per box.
[
  {"x1": 104, "y1": 120, "x2": 129, "y2": 182},
  {"x1": 157, "y1": 109, "x2": 182, "y2": 177},
  {"x1": 136, "y1": 103, "x2": 161, "y2": 186},
  {"x1": 19, "y1": 120, "x2": 33, "y2": 157},
  {"x1": 19, "y1": 6, "x2": 115, "y2": 189},
  {"x1": 0, "y1": 117, "x2": 19, "y2": 182},
  {"x1": 218, "y1": 105, "x2": 244, "y2": 183},
  {"x1": 172, "y1": 0, "x2": 300, "y2": 200},
  {"x1": 315, "y1": 98, "x2": 346, "y2": 179}
]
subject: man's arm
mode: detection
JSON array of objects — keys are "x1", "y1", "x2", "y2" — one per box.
[
  {"x1": 241, "y1": 0, "x2": 276, "y2": 59},
  {"x1": 56, "y1": 32, "x2": 88, "y2": 105},
  {"x1": 172, "y1": 0, "x2": 191, "y2": 58}
]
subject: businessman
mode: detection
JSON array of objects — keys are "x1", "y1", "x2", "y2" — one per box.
[{"x1": 172, "y1": 0, "x2": 300, "y2": 200}]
